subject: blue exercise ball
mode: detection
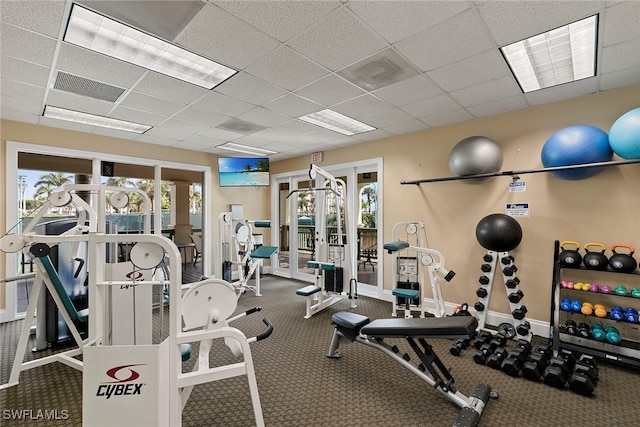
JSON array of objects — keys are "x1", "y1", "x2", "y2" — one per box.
[
  {"x1": 448, "y1": 136, "x2": 503, "y2": 184},
  {"x1": 609, "y1": 107, "x2": 640, "y2": 159},
  {"x1": 541, "y1": 125, "x2": 612, "y2": 180}
]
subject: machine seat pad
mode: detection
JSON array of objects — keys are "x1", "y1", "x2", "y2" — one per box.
[
  {"x1": 250, "y1": 245, "x2": 278, "y2": 259},
  {"x1": 383, "y1": 241, "x2": 410, "y2": 252},
  {"x1": 296, "y1": 285, "x2": 321, "y2": 296},
  {"x1": 392, "y1": 288, "x2": 420, "y2": 299},
  {"x1": 331, "y1": 312, "x2": 370, "y2": 331},
  {"x1": 361, "y1": 316, "x2": 478, "y2": 338}
]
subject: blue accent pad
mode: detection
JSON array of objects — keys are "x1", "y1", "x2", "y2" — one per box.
[
  {"x1": 331, "y1": 312, "x2": 370, "y2": 331},
  {"x1": 392, "y1": 288, "x2": 420, "y2": 300},
  {"x1": 296, "y1": 285, "x2": 321, "y2": 296},
  {"x1": 383, "y1": 241, "x2": 410, "y2": 252},
  {"x1": 250, "y1": 245, "x2": 278, "y2": 259},
  {"x1": 307, "y1": 261, "x2": 319, "y2": 269},
  {"x1": 306, "y1": 261, "x2": 335, "y2": 270},
  {"x1": 253, "y1": 221, "x2": 271, "y2": 228},
  {"x1": 39, "y1": 255, "x2": 88, "y2": 323},
  {"x1": 181, "y1": 344, "x2": 192, "y2": 362}
]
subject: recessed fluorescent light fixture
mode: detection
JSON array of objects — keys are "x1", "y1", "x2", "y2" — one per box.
[
  {"x1": 298, "y1": 109, "x2": 375, "y2": 136},
  {"x1": 216, "y1": 142, "x2": 277, "y2": 156},
  {"x1": 43, "y1": 105, "x2": 151, "y2": 133},
  {"x1": 64, "y1": 4, "x2": 237, "y2": 89},
  {"x1": 501, "y1": 15, "x2": 598, "y2": 93}
]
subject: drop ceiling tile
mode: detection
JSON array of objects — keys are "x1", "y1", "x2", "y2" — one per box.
[
  {"x1": 56, "y1": 44, "x2": 146, "y2": 88},
  {"x1": 400, "y1": 94, "x2": 462, "y2": 117},
  {"x1": 179, "y1": 134, "x2": 226, "y2": 149},
  {"x1": 476, "y1": 0, "x2": 601, "y2": 46},
  {"x1": 420, "y1": 109, "x2": 474, "y2": 128},
  {"x1": 175, "y1": 3, "x2": 279, "y2": 70},
  {"x1": 361, "y1": 107, "x2": 415, "y2": 128},
  {"x1": 244, "y1": 46, "x2": 329, "y2": 91},
  {"x1": 264, "y1": 94, "x2": 324, "y2": 117},
  {"x1": 602, "y1": 1, "x2": 640, "y2": 47},
  {"x1": 524, "y1": 78, "x2": 599, "y2": 106},
  {"x1": 0, "y1": 109, "x2": 39, "y2": 124},
  {"x1": 287, "y1": 7, "x2": 388, "y2": 71},
  {"x1": 172, "y1": 107, "x2": 231, "y2": 127},
  {"x1": 373, "y1": 74, "x2": 444, "y2": 107},
  {"x1": 197, "y1": 126, "x2": 244, "y2": 141},
  {"x1": 467, "y1": 95, "x2": 529, "y2": 117},
  {"x1": 351, "y1": 128, "x2": 392, "y2": 142},
  {"x1": 237, "y1": 107, "x2": 290, "y2": 127},
  {"x1": 91, "y1": 127, "x2": 143, "y2": 141},
  {"x1": 1, "y1": 24, "x2": 57, "y2": 67},
  {"x1": 46, "y1": 89, "x2": 115, "y2": 116},
  {"x1": 0, "y1": 1, "x2": 66, "y2": 38},
  {"x1": 144, "y1": 119, "x2": 208, "y2": 141},
  {"x1": 214, "y1": 72, "x2": 288, "y2": 106},
  {"x1": 395, "y1": 9, "x2": 493, "y2": 72},
  {"x1": 232, "y1": 135, "x2": 277, "y2": 150},
  {"x1": 1, "y1": 95, "x2": 42, "y2": 115},
  {"x1": 382, "y1": 119, "x2": 430, "y2": 136},
  {"x1": 38, "y1": 116, "x2": 95, "y2": 133},
  {"x1": 135, "y1": 133, "x2": 181, "y2": 146},
  {"x1": 299, "y1": 128, "x2": 353, "y2": 144},
  {"x1": 0, "y1": 57, "x2": 50, "y2": 87},
  {"x1": 600, "y1": 67, "x2": 640, "y2": 91},
  {"x1": 332, "y1": 94, "x2": 400, "y2": 121},
  {"x1": 214, "y1": 0, "x2": 340, "y2": 42},
  {"x1": 449, "y1": 76, "x2": 522, "y2": 107},
  {"x1": 600, "y1": 39, "x2": 640, "y2": 74},
  {"x1": 133, "y1": 72, "x2": 211, "y2": 104},
  {"x1": 119, "y1": 91, "x2": 187, "y2": 117},
  {"x1": 108, "y1": 106, "x2": 167, "y2": 126},
  {"x1": 347, "y1": 0, "x2": 469, "y2": 44},
  {"x1": 295, "y1": 74, "x2": 366, "y2": 107},
  {"x1": 192, "y1": 91, "x2": 256, "y2": 116},
  {"x1": 1, "y1": 80, "x2": 45, "y2": 103},
  {"x1": 427, "y1": 50, "x2": 510, "y2": 92},
  {"x1": 252, "y1": 119, "x2": 320, "y2": 140}
]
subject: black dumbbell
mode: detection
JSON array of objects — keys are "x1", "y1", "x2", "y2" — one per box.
[
  {"x1": 489, "y1": 333, "x2": 508, "y2": 348},
  {"x1": 508, "y1": 290, "x2": 524, "y2": 304},
  {"x1": 481, "y1": 263, "x2": 492, "y2": 272},
  {"x1": 472, "y1": 330, "x2": 493, "y2": 350},
  {"x1": 473, "y1": 341, "x2": 498, "y2": 365},
  {"x1": 474, "y1": 301, "x2": 485, "y2": 312},
  {"x1": 503, "y1": 265, "x2": 518, "y2": 276},
  {"x1": 486, "y1": 346, "x2": 508, "y2": 369},
  {"x1": 563, "y1": 319, "x2": 577, "y2": 335},
  {"x1": 506, "y1": 278, "x2": 520, "y2": 289},
  {"x1": 543, "y1": 349, "x2": 576, "y2": 389},
  {"x1": 449, "y1": 337, "x2": 471, "y2": 356},
  {"x1": 521, "y1": 344, "x2": 553, "y2": 381},
  {"x1": 476, "y1": 287, "x2": 488, "y2": 298},
  {"x1": 479, "y1": 276, "x2": 490, "y2": 285},
  {"x1": 576, "y1": 323, "x2": 591, "y2": 339},
  {"x1": 512, "y1": 306, "x2": 527, "y2": 320},
  {"x1": 516, "y1": 321, "x2": 531, "y2": 336},
  {"x1": 501, "y1": 340, "x2": 532, "y2": 377},
  {"x1": 569, "y1": 355, "x2": 599, "y2": 396},
  {"x1": 483, "y1": 254, "x2": 493, "y2": 262},
  {"x1": 501, "y1": 255, "x2": 514, "y2": 265}
]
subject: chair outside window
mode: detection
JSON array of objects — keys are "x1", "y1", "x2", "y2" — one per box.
[{"x1": 190, "y1": 234, "x2": 202, "y2": 266}]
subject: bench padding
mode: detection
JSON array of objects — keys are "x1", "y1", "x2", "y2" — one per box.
[
  {"x1": 250, "y1": 245, "x2": 278, "y2": 259},
  {"x1": 383, "y1": 241, "x2": 410, "y2": 252},
  {"x1": 361, "y1": 316, "x2": 478, "y2": 338},
  {"x1": 296, "y1": 285, "x2": 321, "y2": 296},
  {"x1": 331, "y1": 311, "x2": 370, "y2": 331},
  {"x1": 392, "y1": 288, "x2": 420, "y2": 299}
]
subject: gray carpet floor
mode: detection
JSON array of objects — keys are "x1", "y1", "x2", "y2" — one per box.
[{"x1": 2, "y1": 274, "x2": 640, "y2": 426}]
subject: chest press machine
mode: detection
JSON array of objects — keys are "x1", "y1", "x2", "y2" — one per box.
[{"x1": 327, "y1": 312, "x2": 497, "y2": 427}]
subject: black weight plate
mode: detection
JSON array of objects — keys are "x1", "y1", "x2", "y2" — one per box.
[
  {"x1": 498, "y1": 322, "x2": 516, "y2": 339},
  {"x1": 29, "y1": 243, "x2": 50, "y2": 258}
]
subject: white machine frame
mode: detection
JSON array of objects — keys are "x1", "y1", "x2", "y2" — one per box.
[
  {"x1": 1, "y1": 185, "x2": 270, "y2": 426},
  {"x1": 385, "y1": 221, "x2": 455, "y2": 318}
]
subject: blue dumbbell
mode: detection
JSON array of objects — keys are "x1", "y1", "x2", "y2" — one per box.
[
  {"x1": 610, "y1": 306, "x2": 624, "y2": 321},
  {"x1": 605, "y1": 326, "x2": 621, "y2": 344},
  {"x1": 624, "y1": 308, "x2": 639, "y2": 323},
  {"x1": 560, "y1": 298, "x2": 572, "y2": 311},
  {"x1": 571, "y1": 300, "x2": 582, "y2": 313}
]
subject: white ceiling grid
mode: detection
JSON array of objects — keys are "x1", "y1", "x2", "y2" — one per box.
[{"x1": 0, "y1": 0, "x2": 638, "y2": 161}]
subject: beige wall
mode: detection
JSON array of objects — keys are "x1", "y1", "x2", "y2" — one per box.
[{"x1": 273, "y1": 84, "x2": 640, "y2": 323}]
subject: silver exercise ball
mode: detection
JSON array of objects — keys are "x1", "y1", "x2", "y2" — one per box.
[{"x1": 448, "y1": 136, "x2": 503, "y2": 184}]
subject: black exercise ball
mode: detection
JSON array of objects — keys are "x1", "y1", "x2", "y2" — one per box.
[{"x1": 475, "y1": 214, "x2": 523, "y2": 252}]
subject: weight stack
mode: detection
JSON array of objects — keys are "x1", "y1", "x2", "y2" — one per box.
[{"x1": 325, "y1": 267, "x2": 344, "y2": 293}]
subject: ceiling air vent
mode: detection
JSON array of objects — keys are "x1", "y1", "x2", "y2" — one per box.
[
  {"x1": 53, "y1": 72, "x2": 125, "y2": 102},
  {"x1": 217, "y1": 118, "x2": 266, "y2": 134}
]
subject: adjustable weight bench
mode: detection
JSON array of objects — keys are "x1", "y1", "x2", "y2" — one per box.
[{"x1": 327, "y1": 312, "x2": 497, "y2": 427}]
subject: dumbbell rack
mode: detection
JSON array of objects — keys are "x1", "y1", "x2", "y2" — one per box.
[{"x1": 474, "y1": 250, "x2": 532, "y2": 342}]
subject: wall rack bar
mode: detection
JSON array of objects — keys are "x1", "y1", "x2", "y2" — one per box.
[{"x1": 401, "y1": 159, "x2": 640, "y2": 185}]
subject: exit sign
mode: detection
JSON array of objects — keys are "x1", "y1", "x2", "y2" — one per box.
[{"x1": 311, "y1": 152, "x2": 323, "y2": 163}]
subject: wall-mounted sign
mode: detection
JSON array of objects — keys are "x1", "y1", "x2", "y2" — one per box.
[
  {"x1": 509, "y1": 181, "x2": 526, "y2": 192},
  {"x1": 311, "y1": 151, "x2": 323, "y2": 163},
  {"x1": 506, "y1": 203, "x2": 530, "y2": 217}
]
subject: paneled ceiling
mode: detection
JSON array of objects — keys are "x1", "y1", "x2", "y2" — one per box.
[{"x1": 1, "y1": 1, "x2": 639, "y2": 161}]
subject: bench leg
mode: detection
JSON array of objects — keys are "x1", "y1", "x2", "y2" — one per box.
[{"x1": 326, "y1": 329, "x2": 343, "y2": 358}]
